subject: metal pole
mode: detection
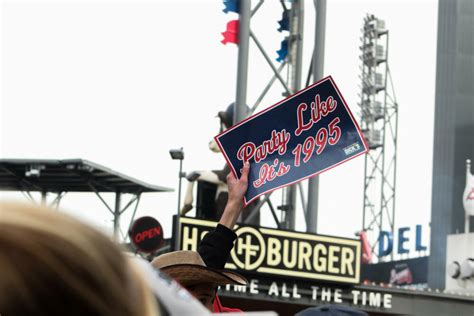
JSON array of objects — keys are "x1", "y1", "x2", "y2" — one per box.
[
  {"x1": 126, "y1": 193, "x2": 141, "y2": 242},
  {"x1": 41, "y1": 191, "x2": 47, "y2": 205},
  {"x1": 297, "y1": 182, "x2": 308, "y2": 221},
  {"x1": 234, "y1": 0, "x2": 251, "y2": 223},
  {"x1": 114, "y1": 192, "x2": 122, "y2": 241},
  {"x1": 382, "y1": 31, "x2": 394, "y2": 260},
  {"x1": 387, "y1": 66, "x2": 399, "y2": 241},
  {"x1": 307, "y1": 0, "x2": 326, "y2": 233},
  {"x1": 178, "y1": 158, "x2": 183, "y2": 215},
  {"x1": 466, "y1": 159, "x2": 472, "y2": 233},
  {"x1": 251, "y1": 61, "x2": 286, "y2": 114},
  {"x1": 244, "y1": 193, "x2": 272, "y2": 225},
  {"x1": 284, "y1": 0, "x2": 304, "y2": 230},
  {"x1": 292, "y1": 0, "x2": 304, "y2": 92},
  {"x1": 362, "y1": 157, "x2": 368, "y2": 229},
  {"x1": 251, "y1": 0, "x2": 264, "y2": 17},
  {"x1": 250, "y1": 31, "x2": 291, "y2": 95},
  {"x1": 234, "y1": 0, "x2": 251, "y2": 124}
]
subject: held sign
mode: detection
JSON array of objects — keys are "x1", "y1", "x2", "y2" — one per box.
[
  {"x1": 215, "y1": 76, "x2": 368, "y2": 205},
  {"x1": 176, "y1": 217, "x2": 361, "y2": 284},
  {"x1": 129, "y1": 216, "x2": 164, "y2": 253}
]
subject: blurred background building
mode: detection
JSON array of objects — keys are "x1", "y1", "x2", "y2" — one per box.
[{"x1": 429, "y1": 0, "x2": 474, "y2": 289}]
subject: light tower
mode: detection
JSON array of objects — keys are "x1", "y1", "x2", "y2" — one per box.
[{"x1": 358, "y1": 14, "x2": 399, "y2": 260}]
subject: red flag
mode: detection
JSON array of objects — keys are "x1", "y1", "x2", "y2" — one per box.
[{"x1": 221, "y1": 20, "x2": 239, "y2": 45}]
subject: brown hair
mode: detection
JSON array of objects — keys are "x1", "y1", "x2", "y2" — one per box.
[{"x1": 0, "y1": 202, "x2": 159, "y2": 316}]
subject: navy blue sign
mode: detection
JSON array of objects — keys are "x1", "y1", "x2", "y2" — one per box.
[{"x1": 215, "y1": 76, "x2": 368, "y2": 205}]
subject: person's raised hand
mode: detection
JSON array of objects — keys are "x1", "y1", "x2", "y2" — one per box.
[
  {"x1": 219, "y1": 162, "x2": 250, "y2": 229},
  {"x1": 226, "y1": 162, "x2": 250, "y2": 206}
]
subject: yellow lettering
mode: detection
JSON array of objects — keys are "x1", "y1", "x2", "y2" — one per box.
[
  {"x1": 341, "y1": 247, "x2": 354, "y2": 275},
  {"x1": 313, "y1": 244, "x2": 327, "y2": 272},
  {"x1": 298, "y1": 241, "x2": 312, "y2": 270},
  {"x1": 328, "y1": 245, "x2": 340, "y2": 273},
  {"x1": 267, "y1": 237, "x2": 282, "y2": 266},
  {"x1": 283, "y1": 240, "x2": 298, "y2": 268},
  {"x1": 182, "y1": 226, "x2": 198, "y2": 251}
]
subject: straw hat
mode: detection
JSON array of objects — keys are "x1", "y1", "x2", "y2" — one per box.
[{"x1": 151, "y1": 250, "x2": 248, "y2": 286}]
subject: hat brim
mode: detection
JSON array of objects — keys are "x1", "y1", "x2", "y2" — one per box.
[{"x1": 160, "y1": 264, "x2": 248, "y2": 287}]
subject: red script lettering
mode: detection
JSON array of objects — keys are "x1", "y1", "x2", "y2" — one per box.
[
  {"x1": 295, "y1": 94, "x2": 337, "y2": 136},
  {"x1": 237, "y1": 129, "x2": 291, "y2": 163}
]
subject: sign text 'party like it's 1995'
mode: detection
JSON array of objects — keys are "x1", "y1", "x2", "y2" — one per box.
[{"x1": 215, "y1": 76, "x2": 368, "y2": 205}]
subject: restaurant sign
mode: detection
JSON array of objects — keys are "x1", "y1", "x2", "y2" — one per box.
[{"x1": 174, "y1": 217, "x2": 361, "y2": 284}]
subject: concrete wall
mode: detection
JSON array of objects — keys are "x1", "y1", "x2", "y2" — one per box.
[{"x1": 429, "y1": 0, "x2": 474, "y2": 289}]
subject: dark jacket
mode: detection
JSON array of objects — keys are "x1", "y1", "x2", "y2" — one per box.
[
  {"x1": 197, "y1": 224, "x2": 242, "y2": 313},
  {"x1": 198, "y1": 224, "x2": 237, "y2": 269}
]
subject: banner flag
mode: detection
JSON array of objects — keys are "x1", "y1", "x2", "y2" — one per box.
[{"x1": 463, "y1": 159, "x2": 474, "y2": 216}]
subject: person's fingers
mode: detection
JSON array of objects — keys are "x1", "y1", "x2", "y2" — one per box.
[
  {"x1": 240, "y1": 162, "x2": 250, "y2": 182},
  {"x1": 226, "y1": 171, "x2": 235, "y2": 183}
]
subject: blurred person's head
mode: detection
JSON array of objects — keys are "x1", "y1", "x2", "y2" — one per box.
[
  {"x1": 151, "y1": 250, "x2": 247, "y2": 311},
  {"x1": 0, "y1": 202, "x2": 159, "y2": 316}
]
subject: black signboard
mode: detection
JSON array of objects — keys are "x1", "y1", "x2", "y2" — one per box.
[
  {"x1": 175, "y1": 217, "x2": 361, "y2": 284},
  {"x1": 129, "y1": 216, "x2": 164, "y2": 253},
  {"x1": 361, "y1": 256, "x2": 428, "y2": 286}
]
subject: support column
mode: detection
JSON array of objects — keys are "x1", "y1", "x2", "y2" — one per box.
[
  {"x1": 234, "y1": 0, "x2": 251, "y2": 124},
  {"x1": 113, "y1": 192, "x2": 122, "y2": 241},
  {"x1": 178, "y1": 158, "x2": 183, "y2": 214},
  {"x1": 41, "y1": 191, "x2": 47, "y2": 205},
  {"x1": 284, "y1": 0, "x2": 304, "y2": 230},
  {"x1": 307, "y1": 0, "x2": 326, "y2": 233},
  {"x1": 235, "y1": 0, "x2": 251, "y2": 224}
]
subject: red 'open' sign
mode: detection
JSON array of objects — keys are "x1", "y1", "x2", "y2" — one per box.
[{"x1": 129, "y1": 216, "x2": 163, "y2": 253}]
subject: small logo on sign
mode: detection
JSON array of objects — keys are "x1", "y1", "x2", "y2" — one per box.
[{"x1": 344, "y1": 143, "x2": 361, "y2": 155}]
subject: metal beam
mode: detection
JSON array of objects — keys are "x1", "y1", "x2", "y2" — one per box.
[
  {"x1": 120, "y1": 194, "x2": 139, "y2": 215},
  {"x1": 0, "y1": 166, "x2": 44, "y2": 192},
  {"x1": 244, "y1": 193, "x2": 276, "y2": 226},
  {"x1": 88, "y1": 183, "x2": 115, "y2": 216},
  {"x1": 235, "y1": 0, "x2": 251, "y2": 124},
  {"x1": 36, "y1": 192, "x2": 44, "y2": 202},
  {"x1": 250, "y1": 31, "x2": 291, "y2": 95},
  {"x1": 113, "y1": 192, "x2": 122, "y2": 241},
  {"x1": 306, "y1": 0, "x2": 327, "y2": 233},
  {"x1": 283, "y1": 0, "x2": 304, "y2": 230},
  {"x1": 250, "y1": 61, "x2": 286, "y2": 114},
  {"x1": 251, "y1": 0, "x2": 264, "y2": 17},
  {"x1": 21, "y1": 190, "x2": 35, "y2": 203},
  {"x1": 234, "y1": 0, "x2": 251, "y2": 224},
  {"x1": 297, "y1": 182, "x2": 308, "y2": 222},
  {"x1": 50, "y1": 191, "x2": 65, "y2": 209},
  {"x1": 126, "y1": 193, "x2": 142, "y2": 242},
  {"x1": 266, "y1": 199, "x2": 282, "y2": 229}
]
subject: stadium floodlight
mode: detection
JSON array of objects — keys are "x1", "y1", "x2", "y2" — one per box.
[{"x1": 169, "y1": 148, "x2": 184, "y2": 161}]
